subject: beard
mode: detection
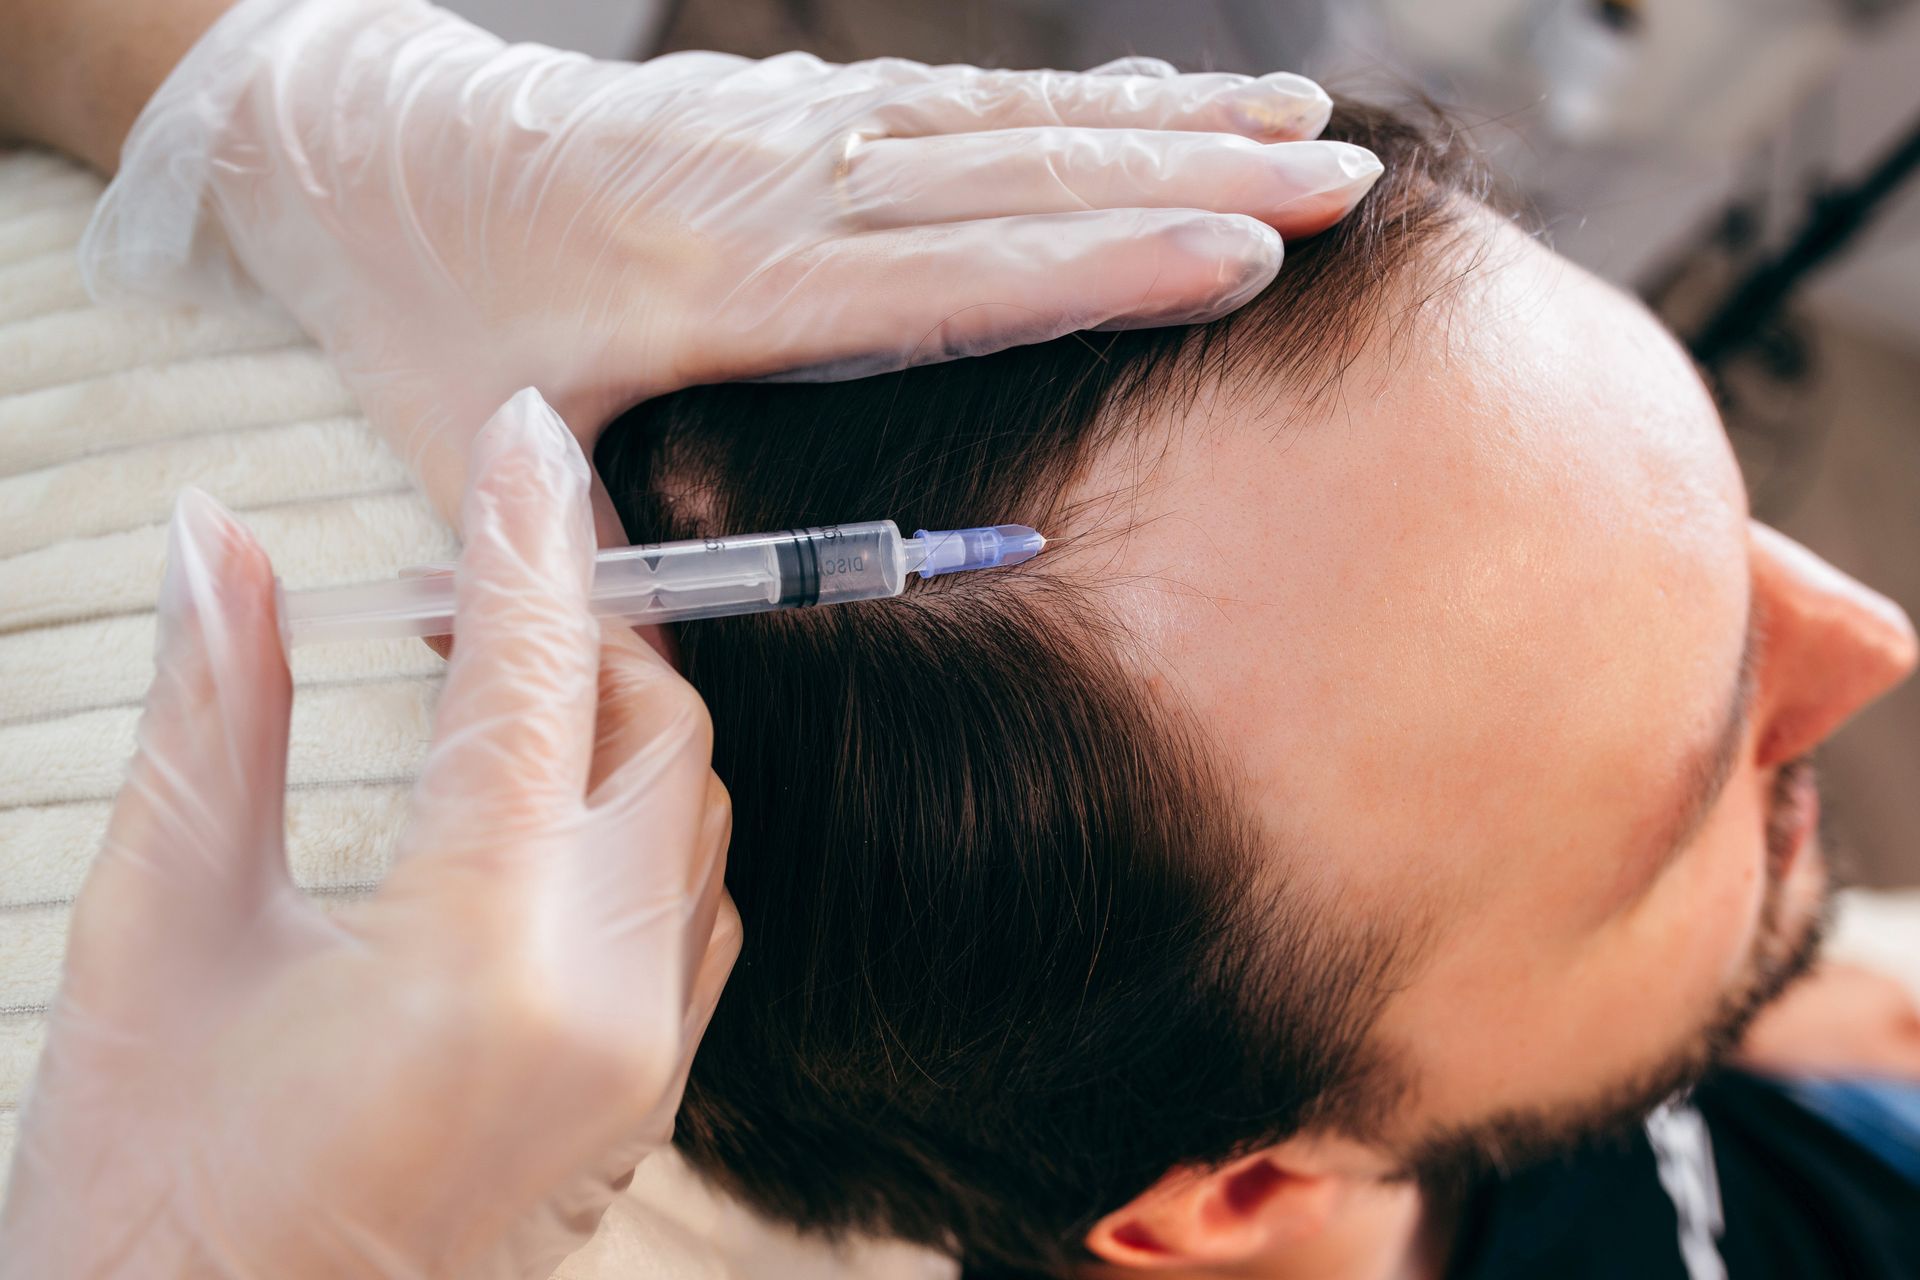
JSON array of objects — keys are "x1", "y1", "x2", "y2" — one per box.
[{"x1": 1397, "y1": 756, "x2": 1831, "y2": 1189}]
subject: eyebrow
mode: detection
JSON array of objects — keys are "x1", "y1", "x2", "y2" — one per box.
[{"x1": 1624, "y1": 595, "x2": 1762, "y2": 905}]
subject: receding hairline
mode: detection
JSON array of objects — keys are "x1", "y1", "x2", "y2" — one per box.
[
  {"x1": 996, "y1": 191, "x2": 1520, "y2": 1112},
  {"x1": 1023, "y1": 183, "x2": 1518, "y2": 584}
]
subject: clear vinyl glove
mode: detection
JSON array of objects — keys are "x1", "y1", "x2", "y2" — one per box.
[
  {"x1": 0, "y1": 389, "x2": 739, "y2": 1280},
  {"x1": 78, "y1": 0, "x2": 1382, "y2": 522}
]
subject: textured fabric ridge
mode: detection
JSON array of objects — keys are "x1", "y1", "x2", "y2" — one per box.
[{"x1": 0, "y1": 145, "x2": 454, "y2": 1192}]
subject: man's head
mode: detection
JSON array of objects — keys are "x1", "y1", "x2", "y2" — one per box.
[{"x1": 596, "y1": 103, "x2": 1917, "y2": 1275}]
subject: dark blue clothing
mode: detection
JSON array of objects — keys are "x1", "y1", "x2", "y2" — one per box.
[{"x1": 1448, "y1": 1071, "x2": 1920, "y2": 1279}]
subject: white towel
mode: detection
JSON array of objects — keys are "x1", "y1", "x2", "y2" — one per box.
[
  {"x1": 0, "y1": 150, "x2": 453, "y2": 1166},
  {"x1": 0, "y1": 146, "x2": 947, "y2": 1279}
]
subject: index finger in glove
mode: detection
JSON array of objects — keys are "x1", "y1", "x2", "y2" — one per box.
[
  {"x1": 867, "y1": 64, "x2": 1334, "y2": 142},
  {"x1": 410, "y1": 388, "x2": 600, "y2": 832},
  {"x1": 843, "y1": 130, "x2": 1382, "y2": 237}
]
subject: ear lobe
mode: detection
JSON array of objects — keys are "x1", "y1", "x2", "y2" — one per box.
[{"x1": 1084, "y1": 1153, "x2": 1339, "y2": 1269}]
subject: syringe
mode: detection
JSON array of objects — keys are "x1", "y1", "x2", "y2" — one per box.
[{"x1": 282, "y1": 520, "x2": 1045, "y2": 646}]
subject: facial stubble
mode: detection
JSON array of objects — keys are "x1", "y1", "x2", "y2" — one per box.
[{"x1": 1399, "y1": 756, "x2": 1830, "y2": 1187}]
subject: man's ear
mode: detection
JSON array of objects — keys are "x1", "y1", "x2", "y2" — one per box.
[{"x1": 1082, "y1": 1137, "x2": 1380, "y2": 1270}]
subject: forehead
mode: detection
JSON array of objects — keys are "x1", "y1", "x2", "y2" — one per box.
[{"x1": 1077, "y1": 215, "x2": 1750, "y2": 913}]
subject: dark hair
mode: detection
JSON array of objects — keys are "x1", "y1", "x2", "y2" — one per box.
[{"x1": 596, "y1": 102, "x2": 1493, "y2": 1276}]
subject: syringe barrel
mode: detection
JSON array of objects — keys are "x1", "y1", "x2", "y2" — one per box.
[
  {"x1": 596, "y1": 521, "x2": 906, "y2": 623},
  {"x1": 780, "y1": 522, "x2": 909, "y2": 606},
  {"x1": 283, "y1": 521, "x2": 912, "y2": 645}
]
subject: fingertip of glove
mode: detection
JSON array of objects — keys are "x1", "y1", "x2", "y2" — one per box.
[
  {"x1": 1172, "y1": 213, "x2": 1284, "y2": 278},
  {"x1": 1323, "y1": 138, "x2": 1386, "y2": 184},
  {"x1": 160, "y1": 487, "x2": 283, "y2": 674},
  {"x1": 1258, "y1": 140, "x2": 1385, "y2": 235},
  {"x1": 172, "y1": 484, "x2": 236, "y2": 542},
  {"x1": 1229, "y1": 72, "x2": 1335, "y2": 139},
  {"x1": 163, "y1": 488, "x2": 263, "y2": 620},
  {"x1": 465, "y1": 387, "x2": 595, "y2": 567},
  {"x1": 1099, "y1": 214, "x2": 1282, "y2": 329},
  {"x1": 475, "y1": 387, "x2": 588, "y2": 487}
]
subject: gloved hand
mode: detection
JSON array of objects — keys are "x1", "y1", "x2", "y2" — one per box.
[
  {"x1": 78, "y1": 0, "x2": 1381, "y2": 524},
  {"x1": 0, "y1": 389, "x2": 739, "y2": 1280}
]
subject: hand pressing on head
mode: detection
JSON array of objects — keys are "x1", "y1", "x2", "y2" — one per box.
[{"x1": 76, "y1": 0, "x2": 1379, "y2": 526}]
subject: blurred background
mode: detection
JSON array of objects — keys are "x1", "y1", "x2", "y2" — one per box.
[{"x1": 450, "y1": 0, "x2": 1920, "y2": 889}]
